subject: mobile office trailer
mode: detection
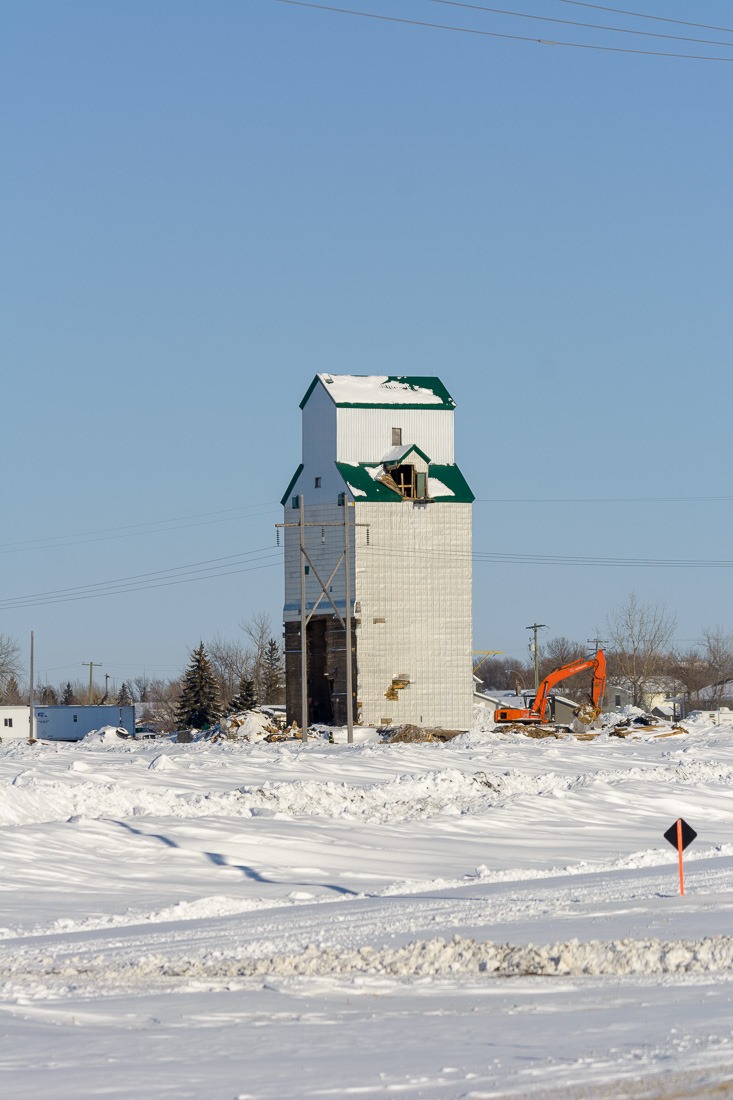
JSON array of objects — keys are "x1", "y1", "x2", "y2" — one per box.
[
  {"x1": 35, "y1": 705, "x2": 135, "y2": 740},
  {"x1": 0, "y1": 705, "x2": 135, "y2": 742}
]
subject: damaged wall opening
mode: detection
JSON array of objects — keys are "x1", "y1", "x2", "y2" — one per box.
[{"x1": 387, "y1": 464, "x2": 427, "y2": 500}]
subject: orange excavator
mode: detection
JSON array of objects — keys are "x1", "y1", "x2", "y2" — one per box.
[{"x1": 494, "y1": 649, "x2": 607, "y2": 726}]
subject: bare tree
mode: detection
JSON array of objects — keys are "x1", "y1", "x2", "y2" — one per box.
[
  {"x1": 240, "y1": 612, "x2": 275, "y2": 703},
  {"x1": 0, "y1": 634, "x2": 21, "y2": 694},
  {"x1": 133, "y1": 676, "x2": 150, "y2": 703},
  {"x1": 668, "y1": 647, "x2": 710, "y2": 707},
  {"x1": 207, "y1": 635, "x2": 250, "y2": 710},
  {"x1": 700, "y1": 626, "x2": 733, "y2": 702},
  {"x1": 474, "y1": 655, "x2": 532, "y2": 693},
  {"x1": 538, "y1": 636, "x2": 588, "y2": 679},
  {"x1": 606, "y1": 593, "x2": 677, "y2": 707},
  {"x1": 136, "y1": 677, "x2": 182, "y2": 732}
]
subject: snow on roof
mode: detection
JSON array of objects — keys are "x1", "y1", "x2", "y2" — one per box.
[
  {"x1": 427, "y1": 476, "x2": 453, "y2": 498},
  {"x1": 381, "y1": 443, "x2": 431, "y2": 466},
  {"x1": 301, "y1": 374, "x2": 455, "y2": 410}
]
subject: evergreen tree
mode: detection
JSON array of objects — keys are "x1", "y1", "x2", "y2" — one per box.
[
  {"x1": 2, "y1": 676, "x2": 23, "y2": 705},
  {"x1": 39, "y1": 684, "x2": 59, "y2": 705},
  {"x1": 117, "y1": 681, "x2": 132, "y2": 706},
  {"x1": 261, "y1": 638, "x2": 284, "y2": 703},
  {"x1": 175, "y1": 643, "x2": 221, "y2": 729},
  {"x1": 230, "y1": 675, "x2": 257, "y2": 713},
  {"x1": 62, "y1": 681, "x2": 75, "y2": 705}
]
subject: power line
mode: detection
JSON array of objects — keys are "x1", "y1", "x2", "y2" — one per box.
[
  {"x1": 0, "y1": 558, "x2": 282, "y2": 611},
  {"x1": 425, "y1": 0, "x2": 733, "y2": 47},
  {"x1": 0, "y1": 547, "x2": 279, "y2": 606},
  {"x1": 555, "y1": 0, "x2": 733, "y2": 35},
  {"x1": 475, "y1": 494, "x2": 733, "y2": 503},
  {"x1": 0, "y1": 549, "x2": 283, "y2": 610},
  {"x1": 9, "y1": 531, "x2": 733, "y2": 614},
  {"x1": 0, "y1": 502, "x2": 279, "y2": 556},
  {"x1": 270, "y1": 0, "x2": 733, "y2": 61},
  {"x1": 360, "y1": 540, "x2": 733, "y2": 569}
]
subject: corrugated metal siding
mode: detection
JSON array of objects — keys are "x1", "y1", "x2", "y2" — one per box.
[
  {"x1": 336, "y1": 408, "x2": 455, "y2": 464},
  {"x1": 283, "y1": 502, "x2": 355, "y2": 622},
  {"x1": 353, "y1": 501, "x2": 473, "y2": 729},
  {"x1": 302, "y1": 383, "x2": 337, "y2": 470}
]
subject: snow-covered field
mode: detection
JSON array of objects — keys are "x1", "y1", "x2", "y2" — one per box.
[{"x1": 3, "y1": 716, "x2": 733, "y2": 1098}]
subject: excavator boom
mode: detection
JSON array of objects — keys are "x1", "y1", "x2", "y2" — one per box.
[{"x1": 494, "y1": 649, "x2": 606, "y2": 725}]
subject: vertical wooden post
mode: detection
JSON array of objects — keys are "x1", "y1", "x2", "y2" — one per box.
[
  {"x1": 299, "y1": 495, "x2": 308, "y2": 743},
  {"x1": 344, "y1": 502, "x2": 353, "y2": 745},
  {"x1": 676, "y1": 818, "x2": 685, "y2": 896},
  {"x1": 29, "y1": 631, "x2": 35, "y2": 743}
]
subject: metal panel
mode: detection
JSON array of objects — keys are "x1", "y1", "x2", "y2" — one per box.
[{"x1": 337, "y1": 408, "x2": 455, "y2": 464}]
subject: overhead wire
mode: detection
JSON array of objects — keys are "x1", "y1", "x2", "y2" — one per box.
[
  {"x1": 425, "y1": 0, "x2": 733, "y2": 47},
  {"x1": 0, "y1": 546, "x2": 280, "y2": 606},
  {"x1": 555, "y1": 0, "x2": 733, "y2": 35},
  {"x1": 0, "y1": 547, "x2": 284, "y2": 611},
  {"x1": 475, "y1": 494, "x2": 733, "y2": 503},
  {"x1": 0, "y1": 502, "x2": 280, "y2": 556},
  {"x1": 6, "y1": 486, "x2": 733, "y2": 612},
  {"x1": 351, "y1": 539, "x2": 733, "y2": 569},
  {"x1": 270, "y1": 0, "x2": 733, "y2": 61},
  {"x1": 0, "y1": 558, "x2": 282, "y2": 611}
]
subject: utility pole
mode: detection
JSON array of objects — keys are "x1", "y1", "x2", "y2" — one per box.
[
  {"x1": 299, "y1": 494, "x2": 307, "y2": 742},
  {"x1": 277, "y1": 498, "x2": 368, "y2": 745},
  {"x1": 343, "y1": 501, "x2": 354, "y2": 747},
  {"x1": 82, "y1": 661, "x2": 102, "y2": 705},
  {"x1": 587, "y1": 637, "x2": 605, "y2": 654},
  {"x1": 29, "y1": 631, "x2": 35, "y2": 743},
  {"x1": 526, "y1": 624, "x2": 547, "y2": 694}
]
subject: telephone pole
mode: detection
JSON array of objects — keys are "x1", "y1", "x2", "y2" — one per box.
[
  {"x1": 29, "y1": 631, "x2": 36, "y2": 743},
  {"x1": 82, "y1": 661, "x2": 102, "y2": 705},
  {"x1": 277, "y1": 497, "x2": 367, "y2": 744},
  {"x1": 526, "y1": 623, "x2": 547, "y2": 694}
]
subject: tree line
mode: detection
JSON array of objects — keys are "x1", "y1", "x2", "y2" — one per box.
[
  {"x1": 0, "y1": 613, "x2": 285, "y2": 731},
  {"x1": 475, "y1": 594, "x2": 733, "y2": 711}
]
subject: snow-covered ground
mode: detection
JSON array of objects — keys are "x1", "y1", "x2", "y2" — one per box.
[{"x1": 2, "y1": 715, "x2": 733, "y2": 1098}]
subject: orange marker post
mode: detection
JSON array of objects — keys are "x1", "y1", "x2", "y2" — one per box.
[
  {"x1": 663, "y1": 818, "x2": 697, "y2": 897},
  {"x1": 676, "y1": 818, "x2": 685, "y2": 896}
]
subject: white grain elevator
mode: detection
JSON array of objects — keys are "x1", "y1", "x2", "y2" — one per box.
[{"x1": 282, "y1": 374, "x2": 474, "y2": 730}]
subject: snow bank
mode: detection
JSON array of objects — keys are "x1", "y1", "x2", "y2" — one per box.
[
  {"x1": 3, "y1": 752, "x2": 733, "y2": 828},
  {"x1": 82, "y1": 726, "x2": 128, "y2": 746},
  {"x1": 7, "y1": 934, "x2": 733, "y2": 987}
]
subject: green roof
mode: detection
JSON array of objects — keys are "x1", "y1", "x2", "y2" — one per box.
[
  {"x1": 336, "y1": 462, "x2": 474, "y2": 504},
  {"x1": 280, "y1": 463, "x2": 304, "y2": 506},
  {"x1": 300, "y1": 374, "x2": 456, "y2": 411}
]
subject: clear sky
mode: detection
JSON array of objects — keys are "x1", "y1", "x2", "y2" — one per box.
[{"x1": 3, "y1": 0, "x2": 732, "y2": 690}]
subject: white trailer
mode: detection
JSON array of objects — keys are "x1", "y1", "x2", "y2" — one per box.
[{"x1": 0, "y1": 705, "x2": 135, "y2": 742}]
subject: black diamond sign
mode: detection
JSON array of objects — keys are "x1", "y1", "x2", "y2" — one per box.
[{"x1": 663, "y1": 818, "x2": 697, "y2": 852}]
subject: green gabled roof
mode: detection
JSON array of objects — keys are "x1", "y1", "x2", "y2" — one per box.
[
  {"x1": 381, "y1": 443, "x2": 431, "y2": 467},
  {"x1": 336, "y1": 463, "x2": 402, "y2": 501},
  {"x1": 426, "y1": 464, "x2": 475, "y2": 503},
  {"x1": 300, "y1": 374, "x2": 456, "y2": 411},
  {"x1": 336, "y1": 462, "x2": 474, "y2": 503},
  {"x1": 280, "y1": 463, "x2": 304, "y2": 506}
]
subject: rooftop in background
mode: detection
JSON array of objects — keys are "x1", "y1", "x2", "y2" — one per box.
[{"x1": 300, "y1": 374, "x2": 456, "y2": 410}]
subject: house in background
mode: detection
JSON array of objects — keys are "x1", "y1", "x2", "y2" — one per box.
[
  {"x1": 604, "y1": 677, "x2": 684, "y2": 716},
  {"x1": 281, "y1": 373, "x2": 474, "y2": 730}
]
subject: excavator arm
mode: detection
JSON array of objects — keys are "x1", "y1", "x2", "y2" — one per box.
[{"x1": 494, "y1": 649, "x2": 607, "y2": 725}]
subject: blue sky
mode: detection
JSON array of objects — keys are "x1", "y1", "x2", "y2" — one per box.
[{"x1": 3, "y1": 1, "x2": 732, "y2": 689}]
